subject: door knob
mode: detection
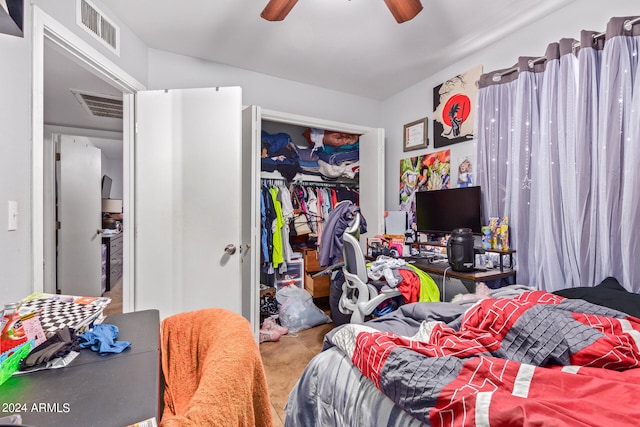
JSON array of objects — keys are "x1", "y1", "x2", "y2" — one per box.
[
  {"x1": 224, "y1": 244, "x2": 237, "y2": 255},
  {"x1": 97, "y1": 229, "x2": 104, "y2": 234}
]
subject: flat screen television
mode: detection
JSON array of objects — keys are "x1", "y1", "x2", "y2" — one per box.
[{"x1": 414, "y1": 186, "x2": 482, "y2": 234}]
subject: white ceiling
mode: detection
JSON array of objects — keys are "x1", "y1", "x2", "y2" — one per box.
[
  {"x1": 43, "y1": 0, "x2": 575, "y2": 146},
  {"x1": 101, "y1": 0, "x2": 573, "y2": 100},
  {"x1": 44, "y1": 39, "x2": 124, "y2": 158}
]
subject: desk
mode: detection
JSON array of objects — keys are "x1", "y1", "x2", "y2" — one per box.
[
  {"x1": 0, "y1": 310, "x2": 161, "y2": 427},
  {"x1": 408, "y1": 258, "x2": 517, "y2": 293},
  {"x1": 409, "y1": 242, "x2": 516, "y2": 272}
]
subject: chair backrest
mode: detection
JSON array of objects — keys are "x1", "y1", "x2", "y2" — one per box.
[{"x1": 342, "y1": 212, "x2": 369, "y2": 284}]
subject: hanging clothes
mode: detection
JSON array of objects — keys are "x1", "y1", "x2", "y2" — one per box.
[
  {"x1": 319, "y1": 200, "x2": 367, "y2": 267},
  {"x1": 261, "y1": 186, "x2": 275, "y2": 267},
  {"x1": 305, "y1": 188, "x2": 319, "y2": 235},
  {"x1": 315, "y1": 188, "x2": 324, "y2": 240},
  {"x1": 277, "y1": 185, "x2": 295, "y2": 263},
  {"x1": 261, "y1": 179, "x2": 362, "y2": 275},
  {"x1": 269, "y1": 186, "x2": 285, "y2": 270},
  {"x1": 260, "y1": 189, "x2": 269, "y2": 264}
]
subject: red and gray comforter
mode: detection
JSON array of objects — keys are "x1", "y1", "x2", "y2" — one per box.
[{"x1": 329, "y1": 290, "x2": 640, "y2": 426}]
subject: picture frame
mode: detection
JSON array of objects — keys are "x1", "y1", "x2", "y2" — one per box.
[{"x1": 403, "y1": 117, "x2": 428, "y2": 152}]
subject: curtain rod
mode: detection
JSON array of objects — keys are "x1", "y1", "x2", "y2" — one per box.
[
  {"x1": 492, "y1": 18, "x2": 638, "y2": 83},
  {"x1": 529, "y1": 32, "x2": 606, "y2": 67},
  {"x1": 570, "y1": 31, "x2": 606, "y2": 51},
  {"x1": 492, "y1": 66, "x2": 518, "y2": 82},
  {"x1": 624, "y1": 17, "x2": 640, "y2": 31}
]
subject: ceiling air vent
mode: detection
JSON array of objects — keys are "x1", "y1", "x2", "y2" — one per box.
[
  {"x1": 71, "y1": 89, "x2": 123, "y2": 119},
  {"x1": 77, "y1": 0, "x2": 120, "y2": 56}
]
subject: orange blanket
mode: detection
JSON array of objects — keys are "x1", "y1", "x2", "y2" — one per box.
[{"x1": 160, "y1": 308, "x2": 272, "y2": 427}]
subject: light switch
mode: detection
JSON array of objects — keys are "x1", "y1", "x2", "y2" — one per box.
[{"x1": 8, "y1": 201, "x2": 18, "y2": 231}]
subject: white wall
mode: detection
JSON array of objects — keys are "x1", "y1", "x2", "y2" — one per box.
[
  {"x1": 34, "y1": 0, "x2": 149, "y2": 85},
  {"x1": 0, "y1": 19, "x2": 31, "y2": 308},
  {"x1": 0, "y1": 0, "x2": 146, "y2": 307},
  {"x1": 381, "y1": 0, "x2": 640, "y2": 211},
  {"x1": 147, "y1": 49, "x2": 382, "y2": 128}
]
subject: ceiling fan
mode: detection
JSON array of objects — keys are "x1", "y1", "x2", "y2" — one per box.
[{"x1": 260, "y1": 0, "x2": 424, "y2": 24}]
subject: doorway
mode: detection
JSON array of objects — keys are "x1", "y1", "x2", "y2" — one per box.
[
  {"x1": 43, "y1": 38, "x2": 125, "y2": 303},
  {"x1": 32, "y1": 6, "x2": 145, "y2": 312}
]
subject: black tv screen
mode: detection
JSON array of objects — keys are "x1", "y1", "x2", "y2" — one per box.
[{"x1": 415, "y1": 186, "x2": 482, "y2": 234}]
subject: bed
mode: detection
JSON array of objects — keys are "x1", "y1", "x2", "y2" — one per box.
[{"x1": 285, "y1": 282, "x2": 640, "y2": 426}]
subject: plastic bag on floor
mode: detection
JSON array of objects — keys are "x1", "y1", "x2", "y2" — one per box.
[{"x1": 275, "y1": 286, "x2": 331, "y2": 333}]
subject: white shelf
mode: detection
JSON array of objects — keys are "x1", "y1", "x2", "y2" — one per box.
[{"x1": 260, "y1": 170, "x2": 358, "y2": 186}]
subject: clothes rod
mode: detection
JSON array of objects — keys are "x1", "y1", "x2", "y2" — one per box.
[
  {"x1": 292, "y1": 181, "x2": 357, "y2": 188},
  {"x1": 261, "y1": 177, "x2": 357, "y2": 188}
]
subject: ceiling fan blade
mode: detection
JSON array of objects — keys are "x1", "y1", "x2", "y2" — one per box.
[
  {"x1": 260, "y1": 0, "x2": 299, "y2": 21},
  {"x1": 384, "y1": 0, "x2": 423, "y2": 23}
]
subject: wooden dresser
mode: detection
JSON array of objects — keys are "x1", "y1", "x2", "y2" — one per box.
[
  {"x1": 302, "y1": 248, "x2": 330, "y2": 298},
  {"x1": 102, "y1": 232, "x2": 123, "y2": 291}
]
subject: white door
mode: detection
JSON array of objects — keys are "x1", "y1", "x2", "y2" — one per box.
[
  {"x1": 57, "y1": 135, "x2": 102, "y2": 296},
  {"x1": 357, "y1": 128, "x2": 386, "y2": 242},
  {"x1": 241, "y1": 106, "x2": 261, "y2": 338},
  {"x1": 134, "y1": 87, "x2": 248, "y2": 321}
]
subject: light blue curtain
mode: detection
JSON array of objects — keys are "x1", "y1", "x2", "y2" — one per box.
[
  {"x1": 476, "y1": 16, "x2": 640, "y2": 292},
  {"x1": 574, "y1": 30, "x2": 603, "y2": 293}
]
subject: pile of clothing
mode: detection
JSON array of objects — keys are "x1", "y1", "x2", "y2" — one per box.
[{"x1": 261, "y1": 128, "x2": 360, "y2": 181}]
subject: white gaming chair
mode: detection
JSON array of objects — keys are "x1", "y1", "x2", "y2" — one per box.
[{"x1": 338, "y1": 212, "x2": 402, "y2": 324}]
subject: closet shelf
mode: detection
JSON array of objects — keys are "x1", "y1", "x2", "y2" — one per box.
[{"x1": 260, "y1": 170, "x2": 358, "y2": 186}]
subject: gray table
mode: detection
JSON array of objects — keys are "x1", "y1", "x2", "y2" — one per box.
[{"x1": 0, "y1": 309, "x2": 161, "y2": 427}]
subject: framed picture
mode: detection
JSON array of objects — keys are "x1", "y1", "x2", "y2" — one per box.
[
  {"x1": 403, "y1": 117, "x2": 428, "y2": 152},
  {"x1": 433, "y1": 65, "x2": 483, "y2": 148}
]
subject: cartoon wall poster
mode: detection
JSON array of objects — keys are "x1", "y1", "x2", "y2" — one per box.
[
  {"x1": 457, "y1": 157, "x2": 473, "y2": 188},
  {"x1": 433, "y1": 65, "x2": 483, "y2": 148},
  {"x1": 451, "y1": 143, "x2": 475, "y2": 188},
  {"x1": 399, "y1": 156, "x2": 425, "y2": 227},
  {"x1": 420, "y1": 149, "x2": 450, "y2": 192}
]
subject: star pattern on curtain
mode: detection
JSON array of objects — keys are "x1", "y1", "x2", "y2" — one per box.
[{"x1": 476, "y1": 15, "x2": 640, "y2": 291}]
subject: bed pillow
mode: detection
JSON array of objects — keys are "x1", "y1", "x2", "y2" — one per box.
[{"x1": 553, "y1": 277, "x2": 640, "y2": 317}]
